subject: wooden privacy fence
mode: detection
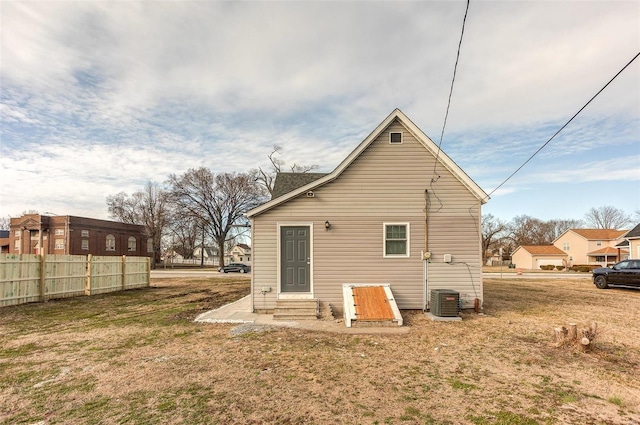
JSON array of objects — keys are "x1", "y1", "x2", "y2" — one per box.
[{"x1": 0, "y1": 254, "x2": 151, "y2": 307}]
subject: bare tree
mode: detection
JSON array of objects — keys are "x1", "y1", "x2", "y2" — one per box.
[
  {"x1": 107, "y1": 182, "x2": 170, "y2": 266},
  {"x1": 546, "y1": 218, "x2": 584, "y2": 241},
  {"x1": 0, "y1": 216, "x2": 10, "y2": 231},
  {"x1": 165, "y1": 206, "x2": 201, "y2": 260},
  {"x1": 584, "y1": 206, "x2": 632, "y2": 229},
  {"x1": 252, "y1": 145, "x2": 318, "y2": 197},
  {"x1": 481, "y1": 214, "x2": 508, "y2": 264},
  {"x1": 507, "y1": 215, "x2": 555, "y2": 247},
  {"x1": 167, "y1": 168, "x2": 264, "y2": 267}
]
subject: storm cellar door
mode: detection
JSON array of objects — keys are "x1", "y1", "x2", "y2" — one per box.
[{"x1": 342, "y1": 284, "x2": 403, "y2": 327}]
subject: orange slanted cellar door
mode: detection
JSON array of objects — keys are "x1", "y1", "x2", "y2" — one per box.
[{"x1": 352, "y1": 286, "x2": 395, "y2": 321}]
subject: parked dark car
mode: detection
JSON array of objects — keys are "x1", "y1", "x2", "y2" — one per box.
[
  {"x1": 218, "y1": 263, "x2": 251, "y2": 273},
  {"x1": 592, "y1": 260, "x2": 640, "y2": 289}
]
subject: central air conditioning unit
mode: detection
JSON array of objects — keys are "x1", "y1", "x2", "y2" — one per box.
[{"x1": 430, "y1": 289, "x2": 460, "y2": 317}]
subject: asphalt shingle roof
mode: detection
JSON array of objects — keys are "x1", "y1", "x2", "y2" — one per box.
[
  {"x1": 570, "y1": 229, "x2": 627, "y2": 240},
  {"x1": 624, "y1": 222, "x2": 640, "y2": 239},
  {"x1": 271, "y1": 172, "x2": 328, "y2": 199},
  {"x1": 519, "y1": 245, "x2": 566, "y2": 255}
]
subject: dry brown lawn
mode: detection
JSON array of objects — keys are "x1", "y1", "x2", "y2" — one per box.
[{"x1": 1, "y1": 276, "x2": 639, "y2": 425}]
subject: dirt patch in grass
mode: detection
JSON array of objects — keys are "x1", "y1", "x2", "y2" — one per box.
[{"x1": 1, "y1": 277, "x2": 639, "y2": 424}]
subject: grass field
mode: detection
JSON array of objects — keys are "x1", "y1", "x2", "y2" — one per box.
[{"x1": 1, "y1": 276, "x2": 639, "y2": 424}]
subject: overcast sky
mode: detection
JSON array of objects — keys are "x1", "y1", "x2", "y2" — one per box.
[{"x1": 1, "y1": 1, "x2": 639, "y2": 226}]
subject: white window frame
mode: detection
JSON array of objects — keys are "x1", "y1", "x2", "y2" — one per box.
[
  {"x1": 389, "y1": 132, "x2": 403, "y2": 144},
  {"x1": 81, "y1": 239, "x2": 89, "y2": 250},
  {"x1": 383, "y1": 223, "x2": 410, "y2": 258},
  {"x1": 81, "y1": 230, "x2": 89, "y2": 237},
  {"x1": 128, "y1": 236, "x2": 136, "y2": 252},
  {"x1": 106, "y1": 234, "x2": 116, "y2": 251},
  {"x1": 14, "y1": 230, "x2": 21, "y2": 238},
  {"x1": 596, "y1": 240, "x2": 602, "y2": 247},
  {"x1": 55, "y1": 239, "x2": 64, "y2": 250},
  {"x1": 563, "y1": 242, "x2": 570, "y2": 251},
  {"x1": 55, "y1": 229, "x2": 64, "y2": 236}
]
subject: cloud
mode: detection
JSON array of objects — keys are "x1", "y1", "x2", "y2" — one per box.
[{"x1": 1, "y1": 1, "x2": 638, "y2": 220}]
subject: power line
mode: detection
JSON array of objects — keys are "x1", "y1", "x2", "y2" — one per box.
[
  {"x1": 486, "y1": 51, "x2": 640, "y2": 199},
  {"x1": 432, "y1": 0, "x2": 470, "y2": 182}
]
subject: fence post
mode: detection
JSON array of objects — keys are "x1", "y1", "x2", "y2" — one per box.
[
  {"x1": 85, "y1": 254, "x2": 92, "y2": 296},
  {"x1": 122, "y1": 255, "x2": 127, "y2": 291},
  {"x1": 39, "y1": 254, "x2": 46, "y2": 302},
  {"x1": 146, "y1": 257, "x2": 151, "y2": 287}
]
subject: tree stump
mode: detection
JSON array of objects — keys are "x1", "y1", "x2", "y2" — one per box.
[{"x1": 568, "y1": 323, "x2": 577, "y2": 343}]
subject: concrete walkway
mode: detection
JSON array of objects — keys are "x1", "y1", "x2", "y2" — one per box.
[{"x1": 194, "y1": 296, "x2": 410, "y2": 335}]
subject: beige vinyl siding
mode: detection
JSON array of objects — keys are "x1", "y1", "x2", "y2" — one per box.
[{"x1": 252, "y1": 119, "x2": 483, "y2": 313}]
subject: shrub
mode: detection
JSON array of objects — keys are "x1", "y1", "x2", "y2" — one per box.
[
  {"x1": 540, "y1": 265, "x2": 555, "y2": 270},
  {"x1": 569, "y1": 265, "x2": 598, "y2": 272},
  {"x1": 555, "y1": 265, "x2": 565, "y2": 271}
]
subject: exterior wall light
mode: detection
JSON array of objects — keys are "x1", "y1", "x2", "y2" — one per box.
[{"x1": 325, "y1": 221, "x2": 331, "y2": 231}]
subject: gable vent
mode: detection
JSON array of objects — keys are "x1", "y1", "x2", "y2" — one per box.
[{"x1": 389, "y1": 132, "x2": 402, "y2": 144}]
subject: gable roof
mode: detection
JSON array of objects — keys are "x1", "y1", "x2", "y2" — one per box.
[
  {"x1": 235, "y1": 243, "x2": 251, "y2": 250},
  {"x1": 588, "y1": 246, "x2": 628, "y2": 255},
  {"x1": 247, "y1": 108, "x2": 488, "y2": 218},
  {"x1": 516, "y1": 245, "x2": 567, "y2": 255},
  {"x1": 624, "y1": 222, "x2": 640, "y2": 239},
  {"x1": 272, "y1": 173, "x2": 328, "y2": 198},
  {"x1": 569, "y1": 228, "x2": 627, "y2": 240}
]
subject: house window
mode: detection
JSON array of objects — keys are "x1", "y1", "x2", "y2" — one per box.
[
  {"x1": 384, "y1": 223, "x2": 410, "y2": 257},
  {"x1": 596, "y1": 240, "x2": 602, "y2": 247},
  {"x1": 128, "y1": 236, "x2": 136, "y2": 252},
  {"x1": 106, "y1": 235, "x2": 115, "y2": 251},
  {"x1": 81, "y1": 230, "x2": 89, "y2": 237},
  {"x1": 81, "y1": 240, "x2": 89, "y2": 250},
  {"x1": 14, "y1": 241, "x2": 20, "y2": 251},
  {"x1": 14, "y1": 230, "x2": 20, "y2": 238},
  {"x1": 389, "y1": 132, "x2": 403, "y2": 144},
  {"x1": 147, "y1": 238, "x2": 154, "y2": 253},
  {"x1": 563, "y1": 242, "x2": 570, "y2": 251},
  {"x1": 54, "y1": 229, "x2": 64, "y2": 236},
  {"x1": 55, "y1": 239, "x2": 64, "y2": 250}
]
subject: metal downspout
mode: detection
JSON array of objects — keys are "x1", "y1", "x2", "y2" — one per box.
[{"x1": 423, "y1": 189, "x2": 429, "y2": 311}]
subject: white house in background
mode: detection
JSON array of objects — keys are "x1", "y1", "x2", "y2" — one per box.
[
  {"x1": 246, "y1": 108, "x2": 488, "y2": 315},
  {"x1": 193, "y1": 246, "x2": 219, "y2": 261},
  {"x1": 226, "y1": 243, "x2": 251, "y2": 264}
]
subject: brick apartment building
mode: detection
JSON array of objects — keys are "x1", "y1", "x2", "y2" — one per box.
[{"x1": 9, "y1": 214, "x2": 152, "y2": 258}]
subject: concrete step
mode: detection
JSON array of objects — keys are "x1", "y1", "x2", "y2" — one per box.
[
  {"x1": 275, "y1": 300, "x2": 319, "y2": 308},
  {"x1": 273, "y1": 299, "x2": 319, "y2": 321},
  {"x1": 273, "y1": 307, "x2": 318, "y2": 315},
  {"x1": 273, "y1": 314, "x2": 320, "y2": 321}
]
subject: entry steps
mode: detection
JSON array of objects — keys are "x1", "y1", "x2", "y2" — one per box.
[{"x1": 273, "y1": 299, "x2": 319, "y2": 321}]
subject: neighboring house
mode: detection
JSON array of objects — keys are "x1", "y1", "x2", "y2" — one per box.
[
  {"x1": 162, "y1": 250, "x2": 184, "y2": 263},
  {"x1": 246, "y1": 109, "x2": 488, "y2": 315},
  {"x1": 623, "y1": 223, "x2": 640, "y2": 259},
  {"x1": 226, "y1": 243, "x2": 251, "y2": 264},
  {"x1": 0, "y1": 230, "x2": 9, "y2": 253},
  {"x1": 553, "y1": 228, "x2": 628, "y2": 266},
  {"x1": 511, "y1": 245, "x2": 567, "y2": 270},
  {"x1": 193, "y1": 246, "x2": 219, "y2": 260},
  {"x1": 8, "y1": 213, "x2": 152, "y2": 258}
]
